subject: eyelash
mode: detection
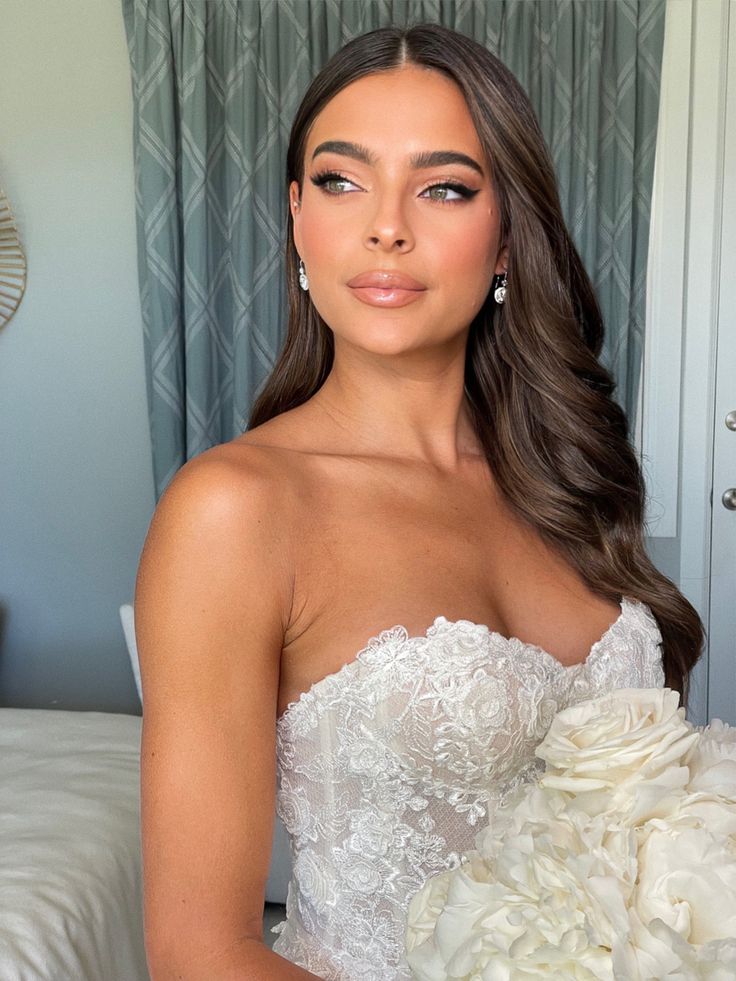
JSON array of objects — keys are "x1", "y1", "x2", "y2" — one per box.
[{"x1": 309, "y1": 169, "x2": 479, "y2": 204}]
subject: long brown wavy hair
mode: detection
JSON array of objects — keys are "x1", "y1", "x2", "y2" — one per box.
[{"x1": 247, "y1": 22, "x2": 704, "y2": 711}]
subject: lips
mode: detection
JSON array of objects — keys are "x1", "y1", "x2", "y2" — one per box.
[{"x1": 347, "y1": 269, "x2": 426, "y2": 290}]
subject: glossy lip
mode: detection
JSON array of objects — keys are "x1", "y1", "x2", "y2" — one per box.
[
  {"x1": 349, "y1": 285, "x2": 426, "y2": 308},
  {"x1": 347, "y1": 269, "x2": 426, "y2": 290}
]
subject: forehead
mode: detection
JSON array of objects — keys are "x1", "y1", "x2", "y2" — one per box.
[{"x1": 305, "y1": 65, "x2": 484, "y2": 163}]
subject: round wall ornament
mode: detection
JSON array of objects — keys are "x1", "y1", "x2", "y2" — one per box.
[{"x1": 0, "y1": 185, "x2": 27, "y2": 328}]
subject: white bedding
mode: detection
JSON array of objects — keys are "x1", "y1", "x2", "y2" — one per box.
[{"x1": 0, "y1": 708, "x2": 149, "y2": 981}]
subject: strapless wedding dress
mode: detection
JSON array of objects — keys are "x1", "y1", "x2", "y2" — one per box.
[{"x1": 270, "y1": 595, "x2": 665, "y2": 979}]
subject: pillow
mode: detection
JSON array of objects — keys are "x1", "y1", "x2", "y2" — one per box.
[{"x1": 119, "y1": 603, "x2": 142, "y2": 704}]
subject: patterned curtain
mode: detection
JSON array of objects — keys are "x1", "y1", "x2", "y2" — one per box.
[{"x1": 122, "y1": 0, "x2": 666, "y2": 501}]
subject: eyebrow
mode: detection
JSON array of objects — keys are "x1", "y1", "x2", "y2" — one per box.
[{"x1": 311, "y1": 140, "x2": 485, "y2": 178}]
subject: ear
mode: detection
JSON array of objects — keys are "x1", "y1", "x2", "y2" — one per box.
[
  {"x1": 289, "y1": 180, "x2": 303, "y2": 255},
  {"x1": 495, "y1": 243, "x2": 509, "y2": 276}
]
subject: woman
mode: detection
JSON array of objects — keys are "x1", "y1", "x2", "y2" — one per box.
[{"x1": 135, "y1": 22, "x2": 704, "y2": 981}]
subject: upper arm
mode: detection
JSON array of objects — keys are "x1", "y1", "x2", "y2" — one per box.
[{"x1": 134, "y1": 445, "x2": 293, "y2": 975}]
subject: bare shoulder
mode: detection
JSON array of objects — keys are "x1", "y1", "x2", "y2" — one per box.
[
  {"x1": 139, "y1": 407, "x2": 337, "y2": 622},
  {"x1": 135, "y1": 439, "x2": 299, "y2": 683},
  {"x1": 155, "y1": 430, "x2": 305, "y2": 535},
  {"x1": 172, "y1": 432, "x2": 295, "y2": 498}
]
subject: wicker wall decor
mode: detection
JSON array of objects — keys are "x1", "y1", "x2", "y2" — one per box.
[{"x1": 0, "y1": 185, "x2": 27, "y2": 328}]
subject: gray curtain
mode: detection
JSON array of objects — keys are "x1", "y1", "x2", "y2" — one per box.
[{"x1": 122, "y1": 0, "x2": 666, "y2": 501}]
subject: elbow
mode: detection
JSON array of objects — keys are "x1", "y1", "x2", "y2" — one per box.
[{"x1": 145, "y1": 934, "x2": 267, "y2": 981}]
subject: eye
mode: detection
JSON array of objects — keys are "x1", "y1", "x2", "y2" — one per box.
[
  {"x1": 310, "y1": 170, "x2": 357, "y2": 195},
  {"x1": 421, "y1": 182, "x2": 478, "y2": 204}
]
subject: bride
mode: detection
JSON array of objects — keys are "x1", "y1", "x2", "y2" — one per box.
[{"x1": 134, "y1": 22, "x2": 704, "y2": 981}]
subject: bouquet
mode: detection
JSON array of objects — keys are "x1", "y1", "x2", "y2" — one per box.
[{"x1": 405, "y1": 688, "x2": 736, "y2": 980}]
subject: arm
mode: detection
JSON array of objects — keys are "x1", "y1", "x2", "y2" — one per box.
[{"x1": 135, "y1": 446, "x2": 321, "y2": 980}]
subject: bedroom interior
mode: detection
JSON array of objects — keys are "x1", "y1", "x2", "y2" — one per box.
[{"x1": 0, "y1": 0, "x2": 733, "y2": 977}]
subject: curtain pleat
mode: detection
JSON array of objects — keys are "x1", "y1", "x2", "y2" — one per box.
[{"x1": 122, "y1": 0, "x2": 666, "y2": 500}]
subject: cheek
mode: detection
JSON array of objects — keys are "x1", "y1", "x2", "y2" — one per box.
[
  {"x1": 299, "y1": 209, "x2": 344, "y2": 264},
  {"x1": 436, "y1": 215, "x2": 498, "y2": 313},
  {"x1": 441, "y1": 212, "x2": 498, "y2": 274}
]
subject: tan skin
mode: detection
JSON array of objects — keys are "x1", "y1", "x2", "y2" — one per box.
[
  {"x1": 238, "y1": 64, "x2": 621, "y2": 720},
  {"x1": 135, "y1": 64, "x2": 621, "y2": 978}
]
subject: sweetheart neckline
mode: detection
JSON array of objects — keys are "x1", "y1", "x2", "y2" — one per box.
[{"x1": 276, "y1": 594, "x2": 635, "y2": 728}]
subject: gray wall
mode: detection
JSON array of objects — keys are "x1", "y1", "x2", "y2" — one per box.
[{"x1": 0, "y1": 0, "x2": 154, "y2": 713}]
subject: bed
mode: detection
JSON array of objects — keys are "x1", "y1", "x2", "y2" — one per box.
[{"x1": 0, "y1": 707, "x2": 149, "y2": 981}]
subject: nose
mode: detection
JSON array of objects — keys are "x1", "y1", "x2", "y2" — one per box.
[{"x1": 364, "y1": 189, "x2": 415, "y2": 252}]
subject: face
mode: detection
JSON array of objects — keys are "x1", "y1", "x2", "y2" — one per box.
[{"x1": 290, "y1": 64, "x2": 507, "y2": 355}]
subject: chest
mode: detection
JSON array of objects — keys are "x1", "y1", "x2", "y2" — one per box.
[{"x1": 277, "y1": 457, "x2": 621, "y2": 721}]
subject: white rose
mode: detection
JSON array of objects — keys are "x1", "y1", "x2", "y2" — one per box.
[
  {"x1": 472, "y1": 779, "x2": 574, "y2": 864},
  {"x1": 405, "y1": 868, "x2": 453, "y2": 957},
  {"x1": 675, "y1": 791, "x2": 736, "y2": 838},
  {"x1": 633, "y1": 805, "x2": 736, "y2": 945},
  {"x1": 407, "y1": 785, "x2": 634, "y2": 979},
  {"x1": 636, "y1": 916, "x2": 736, "y2": 979},
  {"x1": 536, "y1": 687, "x2": 698, "y2": 821},
  {"x1": 613, "y1": 909, "x2": 703, "y2": 980},
  {"x1": 685, "y1": 717, "x2": 736, "y2": 799}
]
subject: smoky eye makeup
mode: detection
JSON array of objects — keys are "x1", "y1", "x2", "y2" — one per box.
[{"x1": 309, "y1": 169, "x2": 481, "y2": 203}]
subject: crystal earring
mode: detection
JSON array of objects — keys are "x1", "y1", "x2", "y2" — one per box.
[
  {"x1": 493, "y1": 272, "x2": 507, "y2": 305},
  {"x1": 298, "y1": 258, "x2": 309, "y2": 292}
]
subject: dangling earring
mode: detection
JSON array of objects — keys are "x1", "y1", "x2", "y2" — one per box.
[
  {"x1": 492, "y1": 271, "x2": 507, "y2": 305},
  {"x1": 298, "y1": 258, "x2": 309, "y2": 292}
]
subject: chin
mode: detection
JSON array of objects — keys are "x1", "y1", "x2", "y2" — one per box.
[{"x1": 335, "y1": 321, "x2": 429, "y2": 354}]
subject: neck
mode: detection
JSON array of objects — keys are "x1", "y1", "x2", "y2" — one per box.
[{"x1": 310, "y1": 344, "x2": 484, "y2": 471}]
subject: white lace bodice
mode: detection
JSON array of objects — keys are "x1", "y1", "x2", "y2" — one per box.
[{"x1": 270, "y1": 595, "x2": 665, "y2": 979}]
